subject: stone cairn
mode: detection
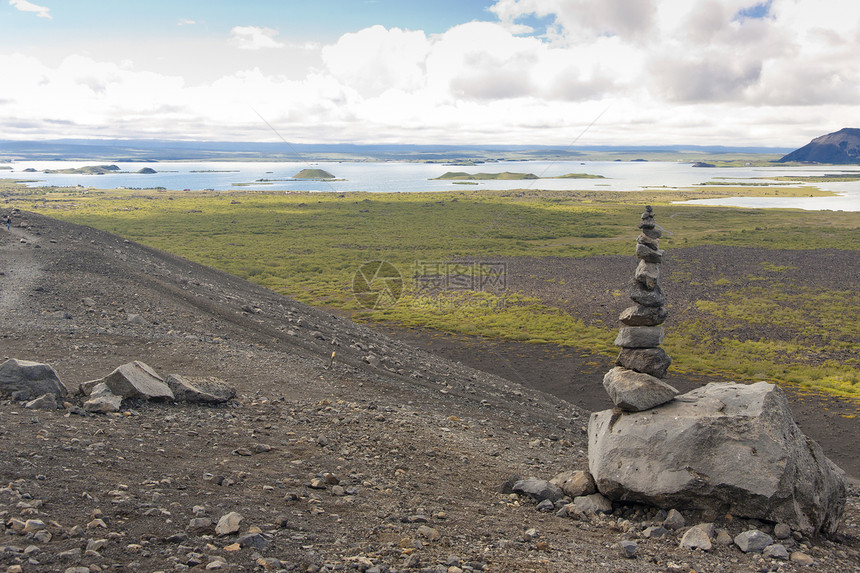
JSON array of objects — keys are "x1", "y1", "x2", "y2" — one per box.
[
  {"x1": 588, "y1": 206, "x2": 848, "y2": 536},
  {"x1": 602, "y1": 205, "x2": 679, "y2": 412}
]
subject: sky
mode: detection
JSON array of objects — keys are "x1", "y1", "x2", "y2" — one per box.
[{"x1": 1, "y1": 0, "x2": 859, "y2": 147}]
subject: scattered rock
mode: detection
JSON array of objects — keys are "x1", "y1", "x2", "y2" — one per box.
[
  {"x1": 22, "y1": 519, "x2": 46, "y2": 534},
  {"x1": 663, "y1": 509, "x2": 686, "y2": 531},
  {"x1": 790, "y1": 551, "x2": 815, "y2": 565},
  {"x1": 773, "y1": 522, "x2": 791, "y2": 540},
  {"x1": 679, "y1": 523, "x2": 714, "y2": 551},
  {"x1": 714, "y1": 529, "x2": 733, "y2": 546},
  {"x1": 512, "y1": 477, "x2": 564, "y2": 503},
  {"x1": 237, "y1": 532, "x2": 269, "y2": 550},
  {"x1": 82, "y1": 381, "x2": 123, "y2": 411},
  {"x1": 550, "y1": 470, "x2": 596, "y2": 498},
  {"x1": 24, "y1": 393, "x2": 59, "y2": 410},
  {"x1": 499, "y1": 474, "x2": 522, "y2": 495},
  {"x1": 126, "y1": 313, "x2": 146, "y2": 325},
  {"x1": 215, "y1": 512, "x2": 243, "y2": 536},
  {"x1": 573, "y1": 493, "x2": 612, "y2": 514},
  {"x1": 763, "y1": 543, "x2": 790, "y2": 560},
  {"x1": 417, "y1": 525, "x2": 440, "y2": 542},
  {"x1": 187, "y1": 518, "x2": 214, "y2": 533},
  {"x1": 642, "y1": 526, "x2": 669, "y2": 538},
  {"x1": 617, "y1": 540, "x2": 637, "y2": 558},
  {"x1": 536, "y1": 499, "x2": 555, "y2": 512},
  {"x1": 734, "y1": 529, "x2": 774, "y2": 553}
]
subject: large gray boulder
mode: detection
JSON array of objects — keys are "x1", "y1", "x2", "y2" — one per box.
[
  {"x1": 588, "y1": 382, "x2": 846, "y2": 535},
  {"x1": 0, "y1": 359, "x2": 68, "y2": 400},
  {"x1": 100, "y1": 361, "x2": 173, "y2": 400}
]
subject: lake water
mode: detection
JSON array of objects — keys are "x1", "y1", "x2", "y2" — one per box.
[{"x1": 2, "y1": 160, "x2": 859, "y2": 211}]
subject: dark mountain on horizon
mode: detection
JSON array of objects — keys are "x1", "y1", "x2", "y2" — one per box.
[
  {"x1": 0, "y1": 138, "x2": 790, "y2": 163},
  {"x1": 777, "y1": 128, "x2": 860, "y2": 164}
]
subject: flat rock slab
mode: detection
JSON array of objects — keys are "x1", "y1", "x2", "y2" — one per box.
[
  {"x1": 25, "y1": 393, "x2": 59, "y2": 410},
  {"x1": 635, "y1": 243, "x2": 664, "y2": 263},
  {"x1": 588, "y1": 382, "x2": 847, "y2": 535},
  {"x1": 614, "y1": 326, "x2": 664, "y2": 349},
  {"x1": 165, "y1": 374, "x2": 236, "y2": 403},
  {"x1": 0, "y1": 358, "x2": 68, "y2": 400},
  {"x1": 602, "y1": 367, "x2": 678, "y2": 412},
  {"x1": 618, "y1": 304, "x2": 668, "y2": 326},
  {"x1": 101, "y1": 361, "x2": 173, "y2": 400},
  {"x1": 616, "y1": 347, "x2": 673, "y2": 379},
  {"x1": 512, "y1": 477, "x2": 564, "y2": 503}
]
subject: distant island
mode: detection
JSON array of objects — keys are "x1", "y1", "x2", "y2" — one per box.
[
  {"x1": 432, "y1": 171, "x2": 605, "y2": 181},
  {"x1": 293, "y1": 168, "x2": 337, "y2": 180},
  {"x1": 433, "y1": 171, "x2": 538, "y2": 180},
  {"x1": 44, "y1": 164, "x2": 121, "y2": 175},
  {"x1": 553, "y1": 172, "x2": 606, "y2": 179},
  {"x1": 778, "y1": 128, "x2": 860, "y2": 164},
  {"x1": 37, "y1": 164, "x2": 158, "y2": 175}
]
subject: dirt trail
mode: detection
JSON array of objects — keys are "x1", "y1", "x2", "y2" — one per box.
[{"x1": 0, "y1": 226, "x2": 42, "y2": 317}]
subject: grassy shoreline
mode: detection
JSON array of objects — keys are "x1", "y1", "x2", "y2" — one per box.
[{"x1": 3, "y1": 182, "x2": 858, "y2": 399}]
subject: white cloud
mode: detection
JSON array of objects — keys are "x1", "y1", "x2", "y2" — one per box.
[
  {"x1": 322, "y1": 25, "x2": 430, "y2": 98},
  {"x1": 229, "y1": 26, "x2": 285, "y2": 50},
  {"x1": 178, "y1": 19, "x2": 196, "y2": 26},
  {"x1": 9, "y1": 0, "x2": 51, "y2": 19},
  {"x1": 3, "y1": 0, "x2": 860, "y2": 145},
  {"x1": 491, "y1": 0, "x2": 659, "y2": 43}
]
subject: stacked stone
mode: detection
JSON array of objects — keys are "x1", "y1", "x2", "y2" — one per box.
[{"x1": 602, "y1": 206, "x2": 679, "y2": 412}]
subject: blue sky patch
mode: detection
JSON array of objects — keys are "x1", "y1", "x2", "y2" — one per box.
[{"x1": 733, "y1": 0, "x2": 773, "y2": 22}]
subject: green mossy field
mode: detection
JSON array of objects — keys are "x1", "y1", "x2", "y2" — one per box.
[{"x1": 4, "y1": 181, "x2": 858, "y2": 399}]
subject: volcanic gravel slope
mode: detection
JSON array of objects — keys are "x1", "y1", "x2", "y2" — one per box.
[{"x1": 0, "y1": 210, "x2": 858, "y2": 573}]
